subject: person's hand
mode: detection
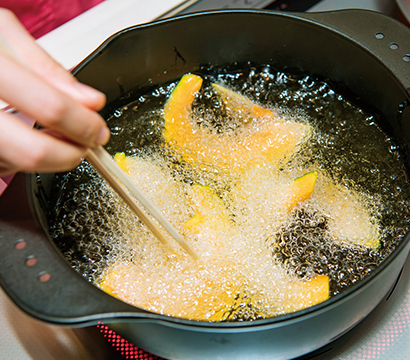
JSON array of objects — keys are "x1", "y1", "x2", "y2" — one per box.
[{"x1": 0, "y1": 8, "x2": 110, "y2": 177}]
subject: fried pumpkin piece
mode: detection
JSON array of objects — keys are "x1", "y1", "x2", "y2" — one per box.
[
  {"x1": 97, "y1": 261, "x2": 245, "y2": 321},
  {"x1": 163, "y1": 73, "x2": 203, "y2": 146},
  {"x1": 114, "y1": 152, "x2": 130, "y2": 174},
  {"x1": 99, "y1": 262, "x2": 329, "y2": 319},
  {"x1": 163, "y1": 74, "x2": 311, "y2": 170},
  {"x1": 312, "y1": 175, "x2": 380, "y2": 249},
  {"x1": 282, "y1": 274, "x2": 330, "y2": 313},
  {"x1": 212, "y1": 83, "x2": 273, "y2": 119},
  {"x1": 184, "y1": 184, "x2": 230, "y2": 231},
  {"x1": 286, "y1": 171, "x2": 318, "y2": 210},
  {"x1": 97, "y1": 263, "x2": 129, "y2": 298},
  {"x1": 237, "y1": 169, "x2": 319, "y2": 215},
  {"x1": 212, "y1": 82, "x2": 312, "y2": 164},
  {"x1": 184, "y1": 173, "x2": 318, "y2": 259},
  {"x1": 113, "y1": 153, "x2": 194, "y2": 241},
  {"x1": 183, "y1": 184, "x2": 233, "y2": 251},
  {"x1": 234, "y1": 120, "x2": 310, "y2": 167}
]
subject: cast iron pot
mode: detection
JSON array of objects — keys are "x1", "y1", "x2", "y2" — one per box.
[{"x1": 1, "y1": 9, "x2": 410, "y2": 360}]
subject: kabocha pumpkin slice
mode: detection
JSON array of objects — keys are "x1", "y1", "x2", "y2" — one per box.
[
  {"x1": 98, "y1": 261, "x2": 244, "y2": 321},
  {"x1": 183, "y1": 213, "x2": 208, "y2": 234},
  {"x1": 188, "y1": 184, "x2": 230, "y2": 219},
  {"x1": 212, "y1": 82, "x2": 273, "y2": 119},
  {"x1": 113, "y1": 153, "x2": 193, "y2": 241},
  {"x1": 312, "y1": 175, "x2": 380, "y2": 249},
  {"x1": 184, "y1": 184, "x2": 231, "y2": 235},
  {"x1": 212, "y1": 82, "x2": 312, "y2": 165},
  {"x1": 286, "y1": 171, "x2": 318, "y2": 210},
  {"x1": 163, "y1": 74, "x2": 311, "y2": 170},
  {"x1": 236, "y1": 169, "x2": 319, "y2": 220},
  {"x1": 114, "y1": 152, "x2": 130, "y2": 174},
  {"x1": 235, "y1": 120, "x2": 310, "y2": 166},
  {"x1": 163, "y1": 73, "x2": 203, "y2": 145},
  {"x1": 284, "y1": 274, "x2": 330, "y2": 313}
]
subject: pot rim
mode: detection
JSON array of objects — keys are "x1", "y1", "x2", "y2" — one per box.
[
  {"x1": 70, "y1": 9, "x2": 410, "y2": 328},
  {"x1": 3, "y1": 9, "x2": 409, "y2": 330}
]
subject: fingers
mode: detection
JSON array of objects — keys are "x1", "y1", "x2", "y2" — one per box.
[
  {"x1": 0, "y1": 53, "x2": 110, "y2": 148},
  {"x1": 0, "y1": 112, "x2": 87, "y2": 176},
  {"x1": 0, "y1": 8, "x2": 111, "y2": 176},
  {"x1": 0, "y1": 8, "x2": 106, "y2": 110}
]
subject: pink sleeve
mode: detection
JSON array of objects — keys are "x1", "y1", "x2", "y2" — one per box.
[
  {"x1": 0, "y1": 0, "x2": 104, "y2": 38},
  {"x1": 0, "y1": 174, "x2": 15, "y2": 196}
]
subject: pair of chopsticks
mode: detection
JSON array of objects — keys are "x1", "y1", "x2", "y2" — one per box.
[{"x1": 86, "y1": 147, "x2": 200, "y2": 260}]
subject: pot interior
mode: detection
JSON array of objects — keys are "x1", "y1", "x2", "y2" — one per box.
[{"x1": 30, "y1": 11, "x2": 410, "y2": 324}]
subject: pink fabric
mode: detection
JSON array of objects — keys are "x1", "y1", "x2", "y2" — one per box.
[
  {"x1": 0, "y1": 174, "x2": 14, "y2": 196},
  {"x1": 0, "y1": 0, "x2": 104, "y2": 38}
]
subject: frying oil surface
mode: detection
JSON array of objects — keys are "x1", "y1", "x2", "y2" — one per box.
[{"x1": 50, "y1": 65, "x2": 410, "y2": 321}]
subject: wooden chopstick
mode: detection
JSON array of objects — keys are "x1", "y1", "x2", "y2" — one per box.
[{"x1": 85, "y1": 146, "x2": 199, "y2": 260}]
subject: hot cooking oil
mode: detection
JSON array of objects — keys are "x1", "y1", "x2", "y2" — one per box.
[{"x1": 48, "y1": 64, "x2": 410, "y2": 321}]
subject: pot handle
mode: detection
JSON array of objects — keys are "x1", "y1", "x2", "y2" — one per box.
[
  {"x1": 297, "y1": 9, "x2": 410, "y2": 93},
  {"x1": 0, "y1": 172, "x2": 154, "y2": 326}
]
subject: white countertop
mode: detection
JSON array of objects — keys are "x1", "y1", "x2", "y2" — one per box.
[{"x1": 37, "y1": 0, "x2": 185, "y2": 70}]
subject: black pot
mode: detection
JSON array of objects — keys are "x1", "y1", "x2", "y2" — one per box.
[{"x1": 1, "y1": 9, "x2": 410, "y2": 360}]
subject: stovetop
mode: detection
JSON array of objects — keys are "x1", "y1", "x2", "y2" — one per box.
[{"x1": 1, "y1": 1, "x2": 409, "y2": 359}]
